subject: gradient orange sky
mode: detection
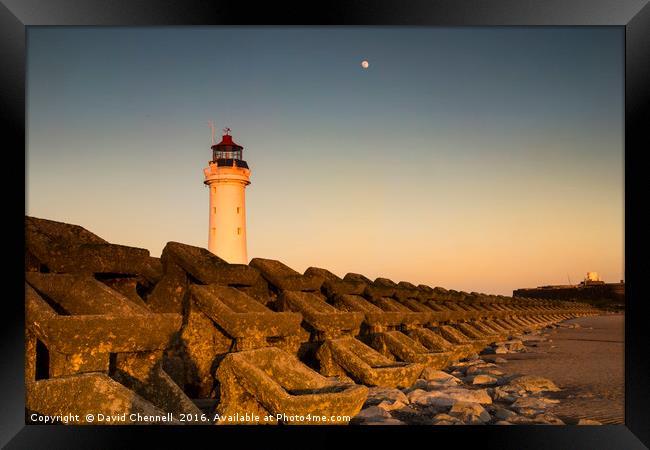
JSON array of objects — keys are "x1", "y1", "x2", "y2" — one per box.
[{"x1": 26, "y1": 27, "x2": 624, "y2": 295}]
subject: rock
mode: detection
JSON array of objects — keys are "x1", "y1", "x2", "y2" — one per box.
[
  {"x1": 432, "y1": 413, "x2": 463, "y2": 425},
  {"x1": 470, "y1": 374, "x2": 498, "y2": 385},
  {"x1": 390, "y1": 404, "x2": 441, "y2": 425},
  {"x1": 421, "y1": 368, "x2": 461, "y2": 383},
  {"x1": 410, "y1": 379, "x2": 458, "y2": 391},
  {"x1": 407, "y1": 389, "x2": 446, "y2": 406},
  {"x1": 484, "y1": 402, "x2": 497, "y2": 412},
  {"x1": 494, "y1": 376, "x2": 512, "y2": 387},
  {"x1": 494, "y1": 346, "x2": 508, "y2": 354},
  {"x1": 407, "y1": 387, "x2": 492, "y2": 407},
  {"x1": 495, "y1": 375, "x2": 518, "y2": 386},
  {"x1": 510, "y1": 397, "x2": 550, "y2": 415},
  {"x1": 533, "y1": 413, "x2": 564, "y2": 425},
  {"x1": 495, "y1": 407, "x2": 517, "y2": 420},
  {"x1": 466, "y1": 362, "x2": 496, "y2": 371},
  {"x1": 354, "y1": 406, "x2": 392, "y2": 421},
  {"x1": 508, "y1": 415, "x2": 536, "y2": 424},
  {"x1": 376, "y1": 399, "x2": 408, "y2": 412},
  {"x1": 410, "y1": 373, "x2": 462, "y2": 391},
  {"x1": 448, "y1": 401, "x2": 491, "y2": 424},
  {"x1": 502, "y1": 339, "x2": 525, "y2": 352},
  {"x1": 451, "y1": 359, "x2": 484, "y2": 369},
  {"x1": 577, "y1": 418, "x2": 602, "y2": 425},
  {"x1": 491, "y1": 386, "x2": 518, "y2": 403},
  {"x1": 365, "y1": 386, "x2": 410, "y2": 408},
  {"x1": 494, "y1": 357, "x2": 507, "y2": 364},
  {"x1": 507, "y1": 375, "x2": 560, "y2": 393},
  {"x1": 466, "y1": 364, "x2": 504, "y2": 377},
  {"x1": 495, "y1": 420, "x2": 513, "y2": 425},
  {"x1": 363, "y1": 418, "x2": 406, "y2": 425}
]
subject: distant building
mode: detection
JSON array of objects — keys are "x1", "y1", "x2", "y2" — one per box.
[
  {"x1": 203, "y1": 128, "x2": 251, "y2": 264},
  {"x1": 513, "y1": 272, "x2": 624, "y2": 305}
]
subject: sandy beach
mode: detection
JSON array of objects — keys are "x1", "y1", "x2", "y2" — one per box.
[{"x1": 484, "y1": 314, "x2": 624, "y2": 424}]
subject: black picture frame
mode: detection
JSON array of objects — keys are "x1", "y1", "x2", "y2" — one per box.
[{"x1": 1, "y1": 1, "x2": 648, "y2": 448}]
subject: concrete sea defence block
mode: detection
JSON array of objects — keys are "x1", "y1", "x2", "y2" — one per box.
[
  {"x1": 26, "y1": 373, "x2": 180, "y2": 425},
  {"x1": 368, "y1": 331, "x2": 454, "y2": 369},
  {"x1": 305, "y1": 267, "x2": 366, "y2": 296},
  {"x1": 331, "y1": 294, "x2": 406, "y2": 332},
  {"x1": 26, "y1": 281, "x2": 197, "y2": 422},
  {"x1": 476, "y1": 319, "x2": 510, "y2": 337},
  {"x1": 447, "y1": 302, "x2": 481, "y2": 321},
  {"x1": 396, "y1": 281, "x2": 423, "y2": 298},
  {"x1": 168, "y1": 286, "x2": 304, "y2": 398},
  {"x1": 48, "y1": 243, "x2": 152, "y2": 275},
  {"x1": 97, "y1": 276, "x2": 150, "y2": 310},
  {"x1": 25, "y1": 280, "x2": 198, "y2": 419},
  {"x1": 215, "y1": 347, "x2": 368, "y2": 424},
  {"x1": 163, "y1": 241, "x2": 261, "y2": 286},
  {"x1": 367, "y1": 296, "x2": 433, "y2": 328},
  {"x1": 407, "y1": 328, "x2": 475, "y2": 361},
  {"x1": 444, "y1": 303, "x2": 471, "y2": 321},
  {"x1": 167, "y1": 303, "x2": 233, "y2": 398},
  {"x1": 26, "y1": 217, "x2": 151, "y2": 275},
  {"x1": 112, "y1": 359, "x2": 204, "y2": 420},
  {"x1": 364, "y1": 285, "x2": 397, "y2": 299},
  {"x1": 250, "y1": 258, "x2": 323, "y2": 292},
  {"x1": 138, "y1": 256, "x2": 164, "y2": 285},
  {"x1": 455, "y1": 322, "x2": 498, "y2": 342},
  {"x1": 429, "y1": 302, "x2": 466, "y2": 322},
  {"x1": 25, "y1": 282, "x2": 182, "y2": 356},
  {"x1": 343, "y1": 272, "x2": 373, "y2": 284},
  {"x1": 398, "y1": 297, "x2": 437, "y2": 315},
  {"x1": 421, "y1": 301, "x2": 454, "y2": 323},
  {"x1": 316, "y1": 337, "x2": 423, "y2": 389},
  {"x1": 277, "y1": 290, "x2": 363, "y2": 340},
  {"x1": 481, "y1": 304, "x2": 509, "y2": 320},
  {"x1": 26, "y1": 272, "x2": 150, "y2": 316},
  {"x1": 190, "y1": 284, "x2": 302, "y2": 347},
  {"x1": 436, "y1": 325, "x2": 488, "y2": 354},
  {"x1": 144, "y1": 259, "x2": 189, "y2": 314},
  {"x1": 25, "y1": 216, "x2": 107, "y2": 248}
]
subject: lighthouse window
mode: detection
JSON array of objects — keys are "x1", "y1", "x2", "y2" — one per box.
[
  {"x1": 237, "y1": 227, "x2": 241, "y2": 235},
  {"x1": 236, "y1": 207, "x2": 240, "y2": 214},
  {"x1": 211, "y1": 227, "x2": 216, "y2": 235},
  {"x1": 213, "y1": 207, "x2": 216, "y2": 214}
]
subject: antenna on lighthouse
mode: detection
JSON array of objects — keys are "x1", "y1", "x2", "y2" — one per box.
[{"x1": 208, "y1": 120, "x2": 216, "y2": 145}]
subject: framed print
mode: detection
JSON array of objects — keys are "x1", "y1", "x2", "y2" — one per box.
[{"x1": 1, "y1": 0, "x2": 648, "y2": 448}]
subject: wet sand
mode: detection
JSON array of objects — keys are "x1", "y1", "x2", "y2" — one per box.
[{"x1": 485, "y1": 314, "x2": 624, "y2": 424}]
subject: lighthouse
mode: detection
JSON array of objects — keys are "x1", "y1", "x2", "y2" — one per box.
[{"x1": 203, "y1": 127, "x2": 251, "y2": 264}]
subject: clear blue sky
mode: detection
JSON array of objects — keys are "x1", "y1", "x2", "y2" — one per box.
[{"x1": 26, "y1": 27, "x2": 624, "y2": 295}]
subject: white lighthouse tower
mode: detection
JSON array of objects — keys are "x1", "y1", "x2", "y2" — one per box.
[{"x1": 203, "y1": 127, "x2": 251, "y2": 264}]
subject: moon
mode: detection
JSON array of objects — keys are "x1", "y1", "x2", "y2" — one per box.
[{"x1": 361, "y1": 60, "x2": 369, "y2": 69}]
